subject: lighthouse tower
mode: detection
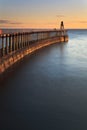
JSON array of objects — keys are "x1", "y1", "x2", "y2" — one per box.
[
  {"x1": 60, "y1": 21, "x2": 64, "y2": 30},
  {"x1": 60, "y1": 21, "x2": 66, "y2": 35}
]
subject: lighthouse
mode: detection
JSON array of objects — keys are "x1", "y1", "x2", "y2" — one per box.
[{"x1": 60, "y1": 21, "x2": 64, "y2": 30}]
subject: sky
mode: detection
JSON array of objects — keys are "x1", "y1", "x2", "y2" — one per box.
[{"x1": 0, "y1": 0, "x2": 87, "y2": 29}]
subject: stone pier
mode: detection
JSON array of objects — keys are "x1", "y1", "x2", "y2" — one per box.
[{"x1": 0, "y1": 29, "x2": 68, "y2": 74}]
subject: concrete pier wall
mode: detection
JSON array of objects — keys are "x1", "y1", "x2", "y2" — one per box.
[{"x1": 0, "y1": 35, "x2": 68, "y2": 75}]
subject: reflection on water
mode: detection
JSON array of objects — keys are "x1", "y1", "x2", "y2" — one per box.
[{"x1": 0, "y1": 30, "x2": 87, "y2": 130}]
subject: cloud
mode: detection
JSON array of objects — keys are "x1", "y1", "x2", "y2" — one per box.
[
  {"x1": 0, "y1": 19, "x2": 23, "y2": 25},
  {"x1": 10, "y1": 22, "x2": 22, "y2": 25},
  {"x1": 0, "y1": 20, "x2": 10, "y2": 24}
]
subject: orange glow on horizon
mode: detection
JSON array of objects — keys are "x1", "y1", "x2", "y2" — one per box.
[
  {"x1": 0, "y1": 21, "x2": 87, "y2": 29},
  {"x1": 1, "y1": 0, "x2": 87, "y2": 29}
]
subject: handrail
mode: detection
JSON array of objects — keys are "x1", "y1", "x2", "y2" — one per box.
[{"x1": 0, "y1": 30, "x2": 68, "y2": 58}]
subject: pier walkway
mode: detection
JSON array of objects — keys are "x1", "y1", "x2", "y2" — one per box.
[{"x1": 0, "y1": 23, "x2": 68, "y2": 74}]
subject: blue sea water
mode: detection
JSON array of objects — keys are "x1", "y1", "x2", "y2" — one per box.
[{"x1": 0, "y1": 29, "x2": 87, "y2": 130}]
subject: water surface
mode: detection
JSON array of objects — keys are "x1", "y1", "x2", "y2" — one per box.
[{"x1": 0, "y1": 30, "x2": 87, "y2": 130}]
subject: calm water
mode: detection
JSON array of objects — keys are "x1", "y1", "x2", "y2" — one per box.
[{"x1": 0, "y1": 30, "x2": 87, "y2": 130}]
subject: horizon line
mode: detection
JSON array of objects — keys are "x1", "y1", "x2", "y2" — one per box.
[{"x1": 0, "y1": 28, "x2": 87, "y2": 30}]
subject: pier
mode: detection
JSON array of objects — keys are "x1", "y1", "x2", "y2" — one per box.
[{"x1": 0, "y1": 22, "x2": 68, "y2": 74}]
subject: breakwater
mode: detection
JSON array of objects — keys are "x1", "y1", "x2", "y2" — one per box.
[{"x1": 0, "y1": 30, "x2": 68, "y2": 74}]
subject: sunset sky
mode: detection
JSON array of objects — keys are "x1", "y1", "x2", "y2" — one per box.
[{"x1": 0, "y1": 0, "x2": 87, "y2": 29}]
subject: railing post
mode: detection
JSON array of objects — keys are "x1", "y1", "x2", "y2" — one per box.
[
  {"x1": 24, "y1": 33, "x2": 25, "y2": 47},
  {"x1": 39, "y1": 33, "x2": 41, "y2": 40},
  {"x1": 57, "y1": 31, "x2": 58, "y2": 36},
  {"x1": 59, "y1": 31, "x2": 61, "y2": 36},
  {"x1": 17, "y1": 33, "x2": 19, "y2": 49},
  {"x1": 25, "y1": 33, "x2": 26, "y2": 46},
  {"x1": 13, "y1": 34, "x2": 15, "y2": 51},
  {"x1": 43, "y1": 32, "x2": 45, "y2": 39},
  {"x1": 18, "y1": 33, "x2": 20, "y2": 49},
  {"x1": 47, "y1": 32, "x2": 49, "y2": 39},
  {"x1": 37, "y1": 32, "x2": 38, "y2": 41},
  {"x1": 22, "y1": 33, "x2": 24, "y2": 48},
  {"x1": 17, "y1": 33, "x2": 20, "y2": 49},
  {"x1": 9, "y1": 34, "x2": 12, "y2": 53},
  {"x1": 24, "y1": 33, "x2": 26, "y2": 47},
  {"x1": 40, "y1": 32, "x2": 42, "y2": 40},
  {"x1": 5, "y1": 34, "x2": 8, "y2": 54},
  {"x1": 56, "y1": 31, "x2": 58, "y2": 37},
  {"x1": 21, "y1": 33, "x2": 23, "y2": 48},
  {"x1": 41, "y1": 32, "x2": 43, "y2": 40},
  {"x1": 27, "y1": 33, "x2": 28, "y2": 46},
  {"x1": 19, "y1": 33, "x2": 21, "y2": 48},
  {"x1": 14, "y1": 34, "x2": 16, "y2": 50},
  {"x1": 15, "y1": 33, "x2": 18, "y2": 50},
  {"x1": 20, "y1": 33, "x2": 22, "y2": 48},
  {"x1": 16, "y1": 33, "x2": 18, "y2": 50},
  {"x1": 25, "y1": 32, "x2": 27, "y2": 47},
  {"x1": 23, "y1": 33, "x2": 24, "y2": 47},
  {"x1": 28, "y1": 33, "x2": 30, "y2": 45},
  {"x1": 1, "y1": 36, "x2": 5, "y2": 56},
  {"x1": 27, "y1": 33, "x2": 29, "y2": 46},
  {"x1": 44, "y1": 32, "x2": 47, "y2": 39},
  {"x1": 26, "y1": 33, "x2": 28, "y2": 46}
]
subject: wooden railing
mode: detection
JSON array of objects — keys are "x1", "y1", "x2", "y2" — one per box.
[{"x1": 0, "y1": 30, "x2": 67, "y2": 57}]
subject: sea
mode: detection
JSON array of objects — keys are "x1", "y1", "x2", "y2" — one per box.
[{"x1": 0, "y1": 29, "x2": 87, "y2": 130}]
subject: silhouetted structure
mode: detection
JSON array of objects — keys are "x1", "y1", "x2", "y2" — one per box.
[{"x1": 60, "y1": 21, "x2": 64, "y2": 30}]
